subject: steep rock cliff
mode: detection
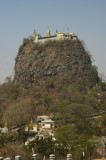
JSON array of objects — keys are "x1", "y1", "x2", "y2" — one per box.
[{"x1": 14, "y1": 40, "x2": 92, "y2": 87}]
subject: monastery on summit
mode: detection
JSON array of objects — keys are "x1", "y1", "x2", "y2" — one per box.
[{"x1": 29, "y1": 29, "x2": 78, "y2": 43}]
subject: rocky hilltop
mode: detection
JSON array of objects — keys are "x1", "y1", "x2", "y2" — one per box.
[
  {"x1": 1, "y1": 38, "x2": 106, "y2": 160},
  {"x1": 14, "y1": 39, "x2": 92, "y2": 87}
]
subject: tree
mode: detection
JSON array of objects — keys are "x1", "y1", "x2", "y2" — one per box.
[
  {"x1": 44, "y1": 96, "x2": 52, "y2": 110},
  {"x1": 89, "y1": 65, "x2": 100, "y2": 86},
  {"x1": 101, "y1": 114, "x2": 106, "y2": 135},
  {"x1": 85, "y1": 87, "x2": 102, "y2": 109},
  {"x1": 2, "y1": 98, "x2": 34, "y2": 127},
  {"x1": 70, "y1": 104, "x2": 93, "y2": 135},
  {"x1": 100, "y1": 81, "x2": 106, "y2": 91},
  {"x1": 8, "y1": 84, "x2": 20, "y2": 100},
  {"x1": 28, "y1": 138, "x2": 56, "y2": 157},
  {"x1": 55, "y1": 124, "x2": 77, "y2": 146},
  {"x1": 55, "y1": 124, "x2": 95, "y2": 159}
]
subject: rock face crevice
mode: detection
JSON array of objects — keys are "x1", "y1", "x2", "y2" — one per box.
[{"x1": 14, "y1": 40, "x2": 92, "y2": 86}]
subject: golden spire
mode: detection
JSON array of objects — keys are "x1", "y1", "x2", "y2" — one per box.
[
  {"x1": 47, "y1": 28, "x2": 51, "y2": 37},
  {"x1": 4, "y1": 122, "x2": 7, "y2": 128},
  {"x1": 29, "y1": 118, "x2": 34, "y2": 127},
  {"x1": 33, "y1": 29, "x2": 36, "y2": 37}
]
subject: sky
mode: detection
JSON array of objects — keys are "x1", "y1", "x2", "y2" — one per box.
[{"x1": 0, "y1": 0, "x2": 106, "y2": 84}]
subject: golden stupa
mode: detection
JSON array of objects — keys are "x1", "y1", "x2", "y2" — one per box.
[
  {"x1": 4, "y1": 122, "x2": 7, "y2": 128},
  {"x1": 47, "y1": 29, "x2": 51, "y2": 37},
  {"x1": 29, "y1": 119, "x2": 34, "y2": 127}
]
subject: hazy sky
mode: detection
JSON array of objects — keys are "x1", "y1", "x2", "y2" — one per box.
[{"x1": 0, "y1": 0, "x2": 106, "y2": 84}]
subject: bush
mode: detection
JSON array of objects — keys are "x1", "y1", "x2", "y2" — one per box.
[
  {"x1": 89, "y1": 66, "x2": 100, "y2": 85},
  {"x1": 8, "y1": 84, "x2": 20, "y2": 100},
  {"x1": 100, "y1": 81, "x2": 106, "y2": 91},
  {"x1": 44, "y1": 79, "x2": 54, "y2": 88},
  {"x1": 22, "y1": 38, "x2": 30, "y2": 46}
]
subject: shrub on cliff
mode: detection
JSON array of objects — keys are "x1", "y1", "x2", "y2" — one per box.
[
  {"x1": 44, "y1": 79, "x2": 54, "y2": 88},
  {"x1": 8, "y1": 84, "x2": 20, "y2": 100},
  {"x1": 89, "y1": 65, "x2": 100, "y2": 86}
]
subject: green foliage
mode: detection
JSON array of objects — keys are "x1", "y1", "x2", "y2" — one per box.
[
  {"x1": 44, "y1": 79, "x2": 54, "y2": 88},
  {"x1": 55, "y1": 124, "x2": 77, "y2": 146},
  {"x1": 28, "y1": 137, "x2": 68, "y2": 158},
  {"x1": 70, "y1": 104, "x2": 92, "y2": 134},
  {"x1": 8, "y1": 84, "x2": 20, "y2": 100},
  {"x1": 92, "y1": 125, "x2": 103, "y2": 136},
  {"x1": 89, "y1": 87, "x2": 100, "y2": 96},
  {"x1": 17, "y1": 128, "x2": 25, "y2": 142},
  {"x1": 86, "y1": 87, "x2": 102, "y2": 109},
  {"x1": 19, "y1": 38, "x2": 30, "y2": 52},
  {"x1": 99, "y1": 81, "x2": 106, "y2": 91},
  {"x1": 89, "y1": 65, "x2": 100, "y2": 85},
  {"x1": 58, "y1": 103, "x2": 67, "y2": 112},
  {"x1": 22, "y1": 38, "x2": 29, "y2": 46},
  {"x1": 44, "y1": 96, "x2": 52, "y2": 109},
  {"x1": 101, "y1": 114, "x2": 106, "y2": 134},
  {"x1": 0, "y1": 132, "x2": 18, "y2": 147},
  {"x1": 71, "y1": 135, "x2": 96, "y2": 159},
  {"x1": 28, "y1": 138, "x2": 62, "y2": 157},
  {"x1": 0, "y1": 135, "x2": 5, "y2": 148},
  {"x1": 76, "y1": 81, "x2": 85, "y2": 91},
  {"x1": 71, "y1": 95, "x2": 84, "y2": 104},
  {"x1": 2, "y1": 98, "x2": 34, "y2": 127},
  {"x1": 55, "y1": 125, "x2": 96, "y2": 159},
  {"x1": 98, "y1": 104, "x2": 106, "y2": 111}
]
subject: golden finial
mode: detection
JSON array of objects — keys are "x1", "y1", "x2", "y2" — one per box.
[
  {"x1": 47, "y1": 28, "x2": 51, "y2": 37},
  {"x1": 34, "y1": 28, "x2": 36, "y2": 34}
]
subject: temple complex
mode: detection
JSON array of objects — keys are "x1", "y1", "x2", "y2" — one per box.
[{"x1": 29, "y1": 29, "x2": 78, "y2": 43}]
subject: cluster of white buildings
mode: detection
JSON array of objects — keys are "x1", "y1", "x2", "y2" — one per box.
[
  {"x1": 29, "y1": 29, "x2": 78, "y2": 43},
  {"x1": 25, "y1": 115, "x2": 55, "y2": 145},
  {"x1": 0, "y1": 115, "x2": 55, "y2": 145}
]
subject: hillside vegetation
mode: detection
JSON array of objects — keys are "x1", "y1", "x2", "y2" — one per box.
[{"x1": 0, "y1": 39, "x2": 106, "y2": 159}]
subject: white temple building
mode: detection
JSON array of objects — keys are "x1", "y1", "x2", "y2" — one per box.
[{"x1": 29, "y1": 29, "x2": 78, "y2": 43}]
